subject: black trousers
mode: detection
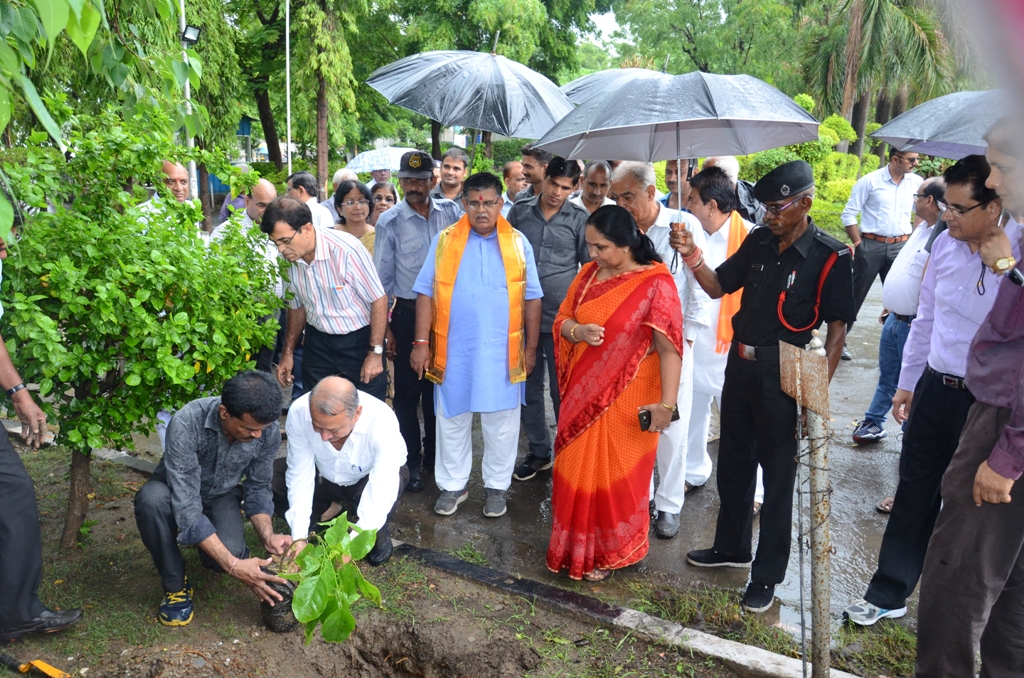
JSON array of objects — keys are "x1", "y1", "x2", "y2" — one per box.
[
  {"x1": 271, "y1": 458, "x2": 408, "y2": 540},
  {"x1": 713, "y1": 346, "x2": 798, "y2": 586},
  {"x1": 864, "y1": 367, "x2": 975, "y2": 610},
  {"x1": 521, "y1": 332, "x2": 558, "y2": 458},
  {"x1": 301, "y1": 323, "x2": 386, "y2": 400},
  {"x1": 134, "y1": 479, "x2": 249, "y2": 594},
  {"x1": 390, "y1": 299, "x2": 435, "y2": 471},
  {"x1": 851, "y1": 237, "x2": 905, "y2": 329},
  {"x1": 916, "y1": 403, "x2": 1024, "y2": 678},
  {"x1": 0, "y1": 426, "x2": 45, "y2": 627},
  {"x1": 255, "y1": 309, "x2": 287, "y2": 375}
]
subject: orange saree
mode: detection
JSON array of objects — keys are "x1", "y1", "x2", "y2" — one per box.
[{"x1": 546, "y1": 261, "x2": 683, "y2": 580}]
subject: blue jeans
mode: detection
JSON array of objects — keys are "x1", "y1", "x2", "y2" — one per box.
[{"x1": 863, "y1": 313, "x2": 913, "y2": 425}]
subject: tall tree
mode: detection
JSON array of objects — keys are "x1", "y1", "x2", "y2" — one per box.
[{"x1": 232, "y1": 0, "x2": 287, "y2": 168}]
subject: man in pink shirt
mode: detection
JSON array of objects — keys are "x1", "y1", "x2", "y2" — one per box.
[{"x1": 844, "y1": 154, "x2": 1023, "y2": 627}]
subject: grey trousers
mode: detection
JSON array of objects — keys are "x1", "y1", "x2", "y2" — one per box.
[
  {"x1": 0, "y1": 426, "x2": 45, "y2": 627},
  {"x1": 915, "y1": 402, "x2": 1024, "y2": 678},
  {"x1": 521, "y1": 332, "x2": 558, "y2": 458},
  {"x1": 851, "y1": 236, "x2": 905, "y2": 329}
]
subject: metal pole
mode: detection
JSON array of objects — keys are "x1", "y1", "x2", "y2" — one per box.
[
  {"x1": 178, "y1": 0, "x2": 197, "y2": 200},
  {"x1": 794, "y1": 354, "x2": 809, "y2": 678},
  {"x1": 807, "y1": 331, "x2": 831, "y2": 678},
  {"x1": 285, "y1": 0, "x2": 292, "y2": 175}
]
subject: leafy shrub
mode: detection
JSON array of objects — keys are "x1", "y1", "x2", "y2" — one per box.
[
  {"x1": 815, "y1": 152, "x2": 861, "y2": 185},
  {"x1": 860, "y1": 154, "x2": 881, "y2": 175},
  {"x1": 794, "y1": 94, "x2": 815, "y2": 114},
  {"x1": 820, "y1": 178, "x2": 857, "y2": 205},
  {"x1": 741, "y1": 147, "x2": 801, "y2": 182},
  {"x1": 864, "y1": 122, "x2": 883, "y2": 151},
  {"x1": 492, "y1": 138, "x2": 531, "y2": 166},
  {"x1": 821, "y1": 114, "x2": 857, "y2": 143}
]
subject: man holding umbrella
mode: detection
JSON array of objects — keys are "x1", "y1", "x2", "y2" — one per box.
[
  {"x1": 672, "y1": 160, "x2": 855, "y2": 613},
  {"x1": 375, "y1": 151, "x2": 464, "y2": 493}
]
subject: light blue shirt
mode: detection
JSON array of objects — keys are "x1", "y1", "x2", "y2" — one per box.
[
  {"x1": 413, "y1": 228, "x2": 543, "y2": 417},
  {"x1": 374, "y1": 198, "x2": 463, "y2": 300},
  {"x1": 841, "y1": 166, "x2": 923, "y2": 237}
]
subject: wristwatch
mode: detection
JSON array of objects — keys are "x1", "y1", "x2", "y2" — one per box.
[
  {"x1": 991, "y1": 256, "x2": 1017, "y2": 275},
  {"x1": 1009, "y1": 267, "x2": 1024, "y2": 287},
  {"x1": 369, "y1": 345, "x2": 384, "y2": 355}
]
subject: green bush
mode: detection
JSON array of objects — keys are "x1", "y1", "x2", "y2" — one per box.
[
  {"x1": 472, "y1": 150, "x2": 495, "y2": 176},
  {"x1": 820, "y1": 178, "x2": 857, "y2": 205},
  {"x1": 794, "y1": 94, "x2": 815, "y2": 114},
  {"x1": 741, "y1": 147, "x2": 801, "y2": 182},
  {"x1": 492, "y1": 139, "x2": 531, "y2": 166},
  {"x1": 860, "y1": 154, "x2": 881, "y2": 175},
  {"x1": 810, "y1": 202, "x2": 849, "y2": 241},
  {"x1": 864, "y1": 122, "x2": 883, "y2": 151},
  {"x1": 815, "y1": 151, "x2": 861, "y2": 185},
  {"x1": 821, "y1": 114, "x2": 857, "y2": 143}
]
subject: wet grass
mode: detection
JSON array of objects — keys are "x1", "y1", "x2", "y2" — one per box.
[
  {"x1": 834, "y1": 619, "x2": 917, "y2": 677},
  {"x1": 445, "y1": 539, "x2": 489, "y2": 565}
]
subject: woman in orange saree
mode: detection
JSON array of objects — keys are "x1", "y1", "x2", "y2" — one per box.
[{"x1": 547, "y1": 206, "x2": 683, "y2": 581}]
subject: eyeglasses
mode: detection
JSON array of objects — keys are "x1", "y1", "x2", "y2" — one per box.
[
  {"x1": 895, "y1": 155, "x2": 920, "y2": 165},
  {"x1": 373, "y1": 195, "x2": 396, "y2": 204},
  {"x1": 465, "y1": 200, "x2": 500, "y2": 210},
  {"x1": 270, "y1": 230, "x2": 303, "y2": 247},
  {"x1": 763, "y1": 196, "x2": 803, "y2": 216},
  {"x1": 340, "y1": 199, "x2": 370, "y2": 207},
  {"x1": 945, "y1": 200, "x2": 991, "y2": 219}
]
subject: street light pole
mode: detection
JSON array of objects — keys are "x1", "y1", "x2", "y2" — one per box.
[
  {"x1": 285, "y1": 0, "x2": 292, "y2": 175},
  {"x1": 178, "y1": 0, "x2": 197, "y2": 200}
]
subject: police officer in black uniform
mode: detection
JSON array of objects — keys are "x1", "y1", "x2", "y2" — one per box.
[{"x1": 670, "y1": 160, "x2": 855, "y2": 613}]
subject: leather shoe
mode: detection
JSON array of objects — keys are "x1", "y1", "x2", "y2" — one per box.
[
  {"x1": 406, "y1": 467, "x2": 425, "y2": 493},
  {"x1": 0, "y1": 608, "x2": 84, "y2": 642},
  {"x1": 655, "y1": 511, "x2": 680, "y2": 539},
  {"x1": 366, "y1": 524, "x2": 393, "y2": 566}
]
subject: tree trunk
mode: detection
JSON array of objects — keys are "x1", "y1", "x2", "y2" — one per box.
[
  {"x1": 848, "y1": 91, "x2": 871, "y2": 158},
  {"x1": 197, "y1": 164, "x2": 213, "y2": 231},
  {"x1": 891, "y1": 85, "x2": 909, "y2": 120},
  {"x1": 316, "y1": 77, "x2": 329, "y2": 201},
  {"x1": 255, "y1": 88, "x2": 284, "y2": 170},
  {"x1": 60, "y1": 450, "x2": 92, "y2": 549},
  {"x1": 874, "y1": 89, "x2": 892, "y2": 162},
  {"x1": 482, "y1": 131, "x2": 493, "y2": 159},
  {"x1": 431, "y1": 120, "x2": 442, "y2": 160}
]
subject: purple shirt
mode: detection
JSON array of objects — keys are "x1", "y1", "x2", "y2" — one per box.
[
  {"x1": 965, "y1": 228, "x2": 1024, "y2": 479},
  {"x1": 898, "y1": 220, "x2": 1023, "y2": 392}
]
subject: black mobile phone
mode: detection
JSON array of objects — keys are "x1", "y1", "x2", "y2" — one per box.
[{"x1": 638, "y1": 408, "x2": 681, "y2": 431}]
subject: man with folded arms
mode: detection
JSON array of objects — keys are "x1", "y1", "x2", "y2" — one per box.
[{"x1": 843, "y1": 155, "x2": 1022, "y2": 627}]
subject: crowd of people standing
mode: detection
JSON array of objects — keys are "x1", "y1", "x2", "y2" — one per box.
[{"x1": 3, "y1": 125, "x2": 1023, "y2": 677}]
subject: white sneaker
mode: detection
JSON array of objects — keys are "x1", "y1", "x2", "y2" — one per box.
[{"x1": 842, "y1": 599, "x2": 907, "y2": 626}]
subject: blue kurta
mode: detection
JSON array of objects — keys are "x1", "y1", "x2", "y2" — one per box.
[{"x1": 413, "y1": 227, "x2": 543, "y2": 417}]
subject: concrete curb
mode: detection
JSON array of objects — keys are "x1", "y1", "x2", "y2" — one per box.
[{"x1": 393, "y1": 542, "x2": 859, "y2": 678}]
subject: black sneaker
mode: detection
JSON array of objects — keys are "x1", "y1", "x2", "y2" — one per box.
[
  {"x1": 852, "y1": 420, "x2": 888, "y2": 444},
  {"x1": 741, "y1": 582, "x2": 776, "y2": 613},
  {"x1": 512, "y1": 454, "x2": 554, "y2": 481},
  {"x1": 686, "y1": 548, "x2": 752, "y2": 568}
]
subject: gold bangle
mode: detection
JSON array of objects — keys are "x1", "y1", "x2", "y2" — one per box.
[
  {"x1": 659, "y1": 402, "x2": 677, "y2": 412},
  {"x1": 570, "y1": 323, "x2": 579, "y2": 342}
]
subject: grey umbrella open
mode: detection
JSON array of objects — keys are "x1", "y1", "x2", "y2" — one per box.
[
  {"x1": 366, "y1": 50, "x2": 574, "y2": 140},
  {"x1": 561, "y1": 68, "x2": 666, "y2": 105},
  {"x1": 870, "y1": 90, "x2": 1009, "y2": 159}
]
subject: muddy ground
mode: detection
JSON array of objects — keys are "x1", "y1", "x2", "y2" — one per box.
[{"x1": 2, "y1": 444, "x2": 736, "y2": 678}]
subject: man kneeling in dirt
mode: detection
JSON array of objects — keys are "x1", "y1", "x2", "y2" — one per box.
[
  {"x1": 134, "y1": 370, "x2": 293, "y2": 627},
  {"x1": 274, "y1": 376, "x2": 408, "y2": 566}
]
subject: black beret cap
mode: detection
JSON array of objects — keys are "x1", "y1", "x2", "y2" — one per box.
[
  {"x1": 753, "y1": 160, "x2": 814, "y2": 203},
  {"x1": 398, "y1": 151, "x2": 435, "y2": 179}
]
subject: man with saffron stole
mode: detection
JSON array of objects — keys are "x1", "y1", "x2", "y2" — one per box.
[
  {"x1": 547, "y1": 205, "x2": 684, "y2": 581},
  {"x1": 682, "y1": 167, "x2": 760, "y2": 498},
  {"x1": 411, "y1": 172, "x2": 543, "y2": 519}
]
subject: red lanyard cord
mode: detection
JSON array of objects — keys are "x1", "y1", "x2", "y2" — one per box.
[{"x1": 776, "y1": 251, "x2": 840, "y2": 333}]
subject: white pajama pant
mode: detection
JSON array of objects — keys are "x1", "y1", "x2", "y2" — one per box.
[
  {"x1": 435, "y1": 403, "x2": 521, "y2": 492},
  {"x1": 689, "y1": 390, "x2": 764, "y2": 503},
  {"x1": 650, "y1": 345, "x2": 695, "y2": 514}
]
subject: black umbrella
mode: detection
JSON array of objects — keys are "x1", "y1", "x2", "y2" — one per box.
[
  {"x1": 366, "y1": 50, "x2": 574, "y2": 140},
  {"x1": 870, "y1": 90, "x2": 1009, "y2": 159}
]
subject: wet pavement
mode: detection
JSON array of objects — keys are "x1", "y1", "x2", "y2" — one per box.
[
  {"x1": 119, "y1": 279, "x2": 909, "y2": 632},
  {"x1": 388, "y1": 279, "x2": 914, "y2": 630}
]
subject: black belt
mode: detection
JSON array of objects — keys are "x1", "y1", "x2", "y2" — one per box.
[
  {"x1": 893, "y1": 313, "x2": 915, "y2": 323},
  {"x1": 393, "y1": 297, "x2": 417, "y2": 308},
  {"x1": 735, "y1": 342, "x2": 780, "y2": 362},
  {"x1": 927, "y1": 365, "x2": 968, "y2": 390}
]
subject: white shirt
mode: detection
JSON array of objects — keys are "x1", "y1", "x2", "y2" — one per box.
[
  {"x1": 305, "y1": 196, "x2": 336, "y2": 230},
  {"x1": 692, "y1": 213, "x2": 754, "y2": 396},
  {"x1": 880, "y1": 220, "x2": 937, "y2": 316},
  {"x1": 569, "y1": 195, "x2": 614, "y2": 213},
  {"x1": 841, "y1": 166, "x2": 923, "y2": 237},
  {"x1": 644, "y1": 204, "x2": 711, "y2": 341},
  {"x1": 284, "y1": 392, "x2": 407, "y2": 538}
]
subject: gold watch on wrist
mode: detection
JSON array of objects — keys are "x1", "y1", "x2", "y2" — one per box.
[{"x1": 991, "y1": 256, "x2": 1017, "y2": 275}]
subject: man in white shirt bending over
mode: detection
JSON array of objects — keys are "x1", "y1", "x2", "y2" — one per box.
[{"x1": 276, "y1": 376, "x2": 408, "y2": 566}]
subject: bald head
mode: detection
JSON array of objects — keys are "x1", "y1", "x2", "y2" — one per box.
[
  {"x1": 702, "y1": 156, "x2": 739, "y2": 186},
  {"x1": 246, "y1": 178, "x2": 279, "y2": 223},
  {"x1": 310, "y1": 376, "x2": 360, "y2": 417},
  {"x1": 161, "y1": 161, "x2": 189, "y2": 202},
  {"x1": 333, "y1": 168, "x2": 359, "y2": 191}
]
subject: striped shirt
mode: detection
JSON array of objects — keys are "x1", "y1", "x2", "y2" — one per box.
[{"x1": 286, "y1": 227, "x2": 386, "y2": 335}]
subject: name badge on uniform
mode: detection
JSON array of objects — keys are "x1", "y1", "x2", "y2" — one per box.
[{"x1": 749, "y1": 264, "x2": 764, "y2": 271}]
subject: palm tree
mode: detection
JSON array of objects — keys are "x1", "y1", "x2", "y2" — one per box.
[{"x1": 802, "y1": 0, "x2": 958, "y2": 155}]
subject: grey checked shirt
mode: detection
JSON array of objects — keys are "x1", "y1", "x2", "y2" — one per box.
[
  {"x1": 373, "y1": 198, "x2": 464, "y2": 300},
  {"x1": 508, "y1": 194, "x2": 590, "y2": 331},
  {"x1": 153, "y1": 396, "x2": 280, "y2": 546}
]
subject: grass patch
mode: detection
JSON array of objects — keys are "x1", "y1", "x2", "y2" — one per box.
[
  {"x1": 445, "y1": 540, "x2": 489, "y2": 566},
  {"x1": 834, "y1": 619, "x2": 916, "y2": 677}
]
